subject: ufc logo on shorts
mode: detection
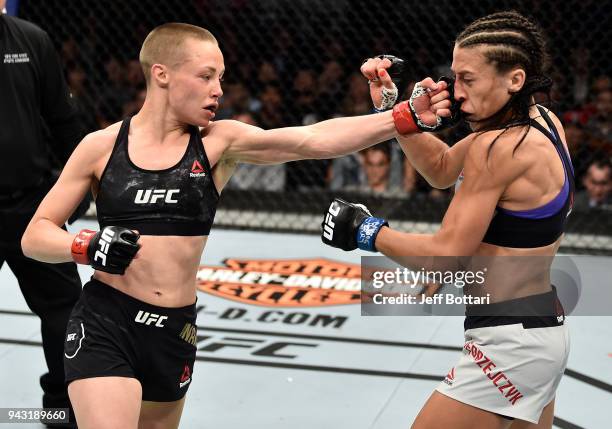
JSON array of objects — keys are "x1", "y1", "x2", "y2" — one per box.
[
  {"x1": 66, "y1": 333, "x2": 77, "y2": 341},
  {"x1": 134, "y1": 189, "x2": 180, "y2": 204},
  {"x1": 135, "y1": 310, "x2": 168, "y2": 327},
  {"x1": 323, "y1": 202, "x2": 341, "y2": 240},
  {"x1": 94, "y1": 227, "x2": 114, "y2": 266}
]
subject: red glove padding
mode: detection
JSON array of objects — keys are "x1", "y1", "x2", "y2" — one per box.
[
  {"x1": 392, "y1": 76, "x2": 463, "y2": 135},
  {"x1": 392, "y1": 101, "x2": 420, "y2": 135},
  {"x1": 71, "y1": 226, "x2": 140, "y2": 275}
]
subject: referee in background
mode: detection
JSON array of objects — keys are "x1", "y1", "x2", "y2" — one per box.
[{"x1": 1, "y1": 1, "x2": 85, "y2": 427}]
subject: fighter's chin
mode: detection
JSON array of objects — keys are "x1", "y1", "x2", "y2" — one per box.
[
  {"x1": 463, "y1": 113, "x2": 480, "y2": 131},
  {"x1": 191, "y1": 115, "x2": 212, "y2": 128},
  {"x1": 195, "y1": 118, "x2": 211, "y2": 127}
]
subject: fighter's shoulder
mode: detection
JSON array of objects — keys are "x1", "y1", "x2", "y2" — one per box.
[
  {"x1": 535, "y1": 106, "x2": 567, "y2": 140},
  {"x1": 72, "y1": 121, "x2": 122, "y2": 162},
  {"x1": 203, "y1": 119, "x2": 259, "y2": 140},
  {"x1": 464, "y1": 129, "x2": 529, "y2": 181}
]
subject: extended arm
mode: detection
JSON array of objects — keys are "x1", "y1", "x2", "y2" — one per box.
[
  {"x1": 321, "y1": 132, "x2": 527, "y2": 262},
  {"x1": 218, "y1": 111, "x2": 397, "y2": 165}
]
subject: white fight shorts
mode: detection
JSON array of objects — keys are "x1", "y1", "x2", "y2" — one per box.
[{"x1": 436, "y1": 287, "x2": 569, "y2": 423}]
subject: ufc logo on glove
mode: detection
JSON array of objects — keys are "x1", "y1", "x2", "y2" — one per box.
[
  {"x1": 94, "y1": 227, "x2": 115, "y2": 266},
  {"x1": 320, "y1": 198, "x2": 388, "y2": 252},
  {"x1": 323, "y1": 202, "x2": 341, "y2": 240}
]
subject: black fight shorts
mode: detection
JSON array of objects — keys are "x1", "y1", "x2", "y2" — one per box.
[{"x1": 64, "y1": 278, "x2": 198, "y2": 402}]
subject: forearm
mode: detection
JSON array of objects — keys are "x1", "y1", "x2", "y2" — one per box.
[
  {"x1": 396, "y1": 133, "x2": 455, "y2": 189},
  {"x1": 374, "y1": 227, "x2": 462, "y2": 272},
  {"x1": 21, "y1": 218, "x2": 76, "y2": 263},
  {"x1": 307, "y1": 111, "x2": 397, "y2": 158}
]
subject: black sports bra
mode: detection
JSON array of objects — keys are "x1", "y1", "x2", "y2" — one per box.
[
  {"x1": 96, "y1": 117, "x2": 219, "y2": 236},
  {"x1": 456, "y1": 106, "x2": 575, "y2": 248}
]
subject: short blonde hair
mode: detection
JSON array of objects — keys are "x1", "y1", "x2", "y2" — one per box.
[{"x1": 139, "y1": 23, "x2": 217, "y2": 84}]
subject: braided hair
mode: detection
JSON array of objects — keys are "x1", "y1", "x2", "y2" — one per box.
[{"x1": 455, "y1": 11, "x2": 553, "y2": 153}]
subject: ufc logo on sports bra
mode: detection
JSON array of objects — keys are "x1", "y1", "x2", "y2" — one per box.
[
  {"x1": 135, "y1": 310, "x2": 168, "y2": 327},
  {"x1": 94, "y1": 227, "x2": 114, "y2": 266},
  {"x1": 322, "y1": 203, "x2": 341, "y2": 240},
  {"x1": 134, "y1": 189, "x2": 180, "y2": 204}
]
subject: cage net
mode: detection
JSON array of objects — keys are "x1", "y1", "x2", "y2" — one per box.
[{"x1": 19, "y1": 0, "x2": 612, "y2": 253}]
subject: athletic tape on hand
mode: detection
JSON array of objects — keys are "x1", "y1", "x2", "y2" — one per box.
[
  {"x1": 376, "y1": 84, "x2": 399, "y2": 111},
  {"x1": 408, "y1": 82, "x2": 443, "y2": 131}
]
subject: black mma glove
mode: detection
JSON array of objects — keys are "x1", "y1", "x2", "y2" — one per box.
[
  {"x1": 321, "y1": 198, "x2": 388, "y2": 252},
  {"x1": 393, "y1": 75, "x2": 465, "y2": 134},
  {"x1": 368, "y1": 54, "x2": 408, "y2": 112},
  {"x1": 71, "y1": 226, "x2": 140, "y2": 274}
]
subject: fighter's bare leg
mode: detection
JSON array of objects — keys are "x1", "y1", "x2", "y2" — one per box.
[
  {"x1": 411, "y1": 391, "x2": 513, "y2": 429},
  {"x1": 510, "y1": 399, "x2": 555, "y2": 429},
  {"x1": 138, "y1": 397, "x2": 186, "y2": 429},
  {"x1": 68, "y1": 376, "x2": 142, "y2": 429}
]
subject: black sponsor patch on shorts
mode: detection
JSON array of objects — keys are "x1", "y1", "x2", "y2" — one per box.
[{"x1": 64, "y1": 320, "x2": 85, "y2": 359}]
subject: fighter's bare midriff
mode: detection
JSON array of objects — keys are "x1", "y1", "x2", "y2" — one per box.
[
  {"x1": 87, "y1": 122, "x2": 227, "y2": 308},
  {"x1": 466, "y1": 238, "x2": 560, "y2": 302},
  {"x1": 94, "y1": 234, "x2": 208, "y2": 307}
]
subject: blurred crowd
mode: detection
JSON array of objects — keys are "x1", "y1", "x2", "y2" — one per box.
[
  {"x1": 16, "y1": 0, "x2": 611, "y2": 216},
  {"x1": 60, "y1": 45, "x2": 611, "y2": 211}
]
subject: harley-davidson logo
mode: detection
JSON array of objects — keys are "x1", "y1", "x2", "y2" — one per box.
[{"x1": 197, "y1": 258, "x2": 361, "y2": 307}]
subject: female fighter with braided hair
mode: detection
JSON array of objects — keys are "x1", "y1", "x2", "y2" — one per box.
[{"x1": 323, "y1": 11, "x2": 572, "y2": 429}]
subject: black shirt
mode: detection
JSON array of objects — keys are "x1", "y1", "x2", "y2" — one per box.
[{"x1": 0, "y1": 14, "x2": 83, "y2": 191}]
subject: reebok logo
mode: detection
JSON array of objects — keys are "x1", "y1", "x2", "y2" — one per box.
[
  {"x1": 179, "y1": 365, "x2": 191, "y2": 388},
  {"x1": 94, "y1": 227, "x2": 115, "y2": 266},
  {"x1": 134, "y1": 189, "x2": 180, "y2": 204},
  {"x1": 443, "y1": 367, "x2": 455, "y2": 386},
  {"x1": 135, "y1": 310, "x2": 168, "y2": 327},
  {"x1": 322, "y1": 202, "x2": 341, "y2": 240},
  {"x1": 190, "y1": 160, "x2": 206, "y2": 178}
]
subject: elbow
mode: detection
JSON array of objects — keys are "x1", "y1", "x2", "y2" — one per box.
[
  {"x1": 428, "y1": 172, "x2": 460, "y2": 190},
  {"x1": 21, "y1": 221, "x2": 39, "y2": 260},
  {"x1": 21, "y1": 230, "x2": 34, "y2": 259}
]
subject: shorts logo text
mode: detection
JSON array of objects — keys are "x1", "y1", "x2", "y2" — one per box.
[
  {"x1": 134, "y1": 189, "x2": 180, "y2": 204},
  {"x1": 179, "y1": 322, "x2": 198, "y2": 346},
  {"x1": 464, "y1": 342, "x2": 524, "y2": 405},
  {"x1": 135, "y1": 311, "x2": 168, "y2": 327}
]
